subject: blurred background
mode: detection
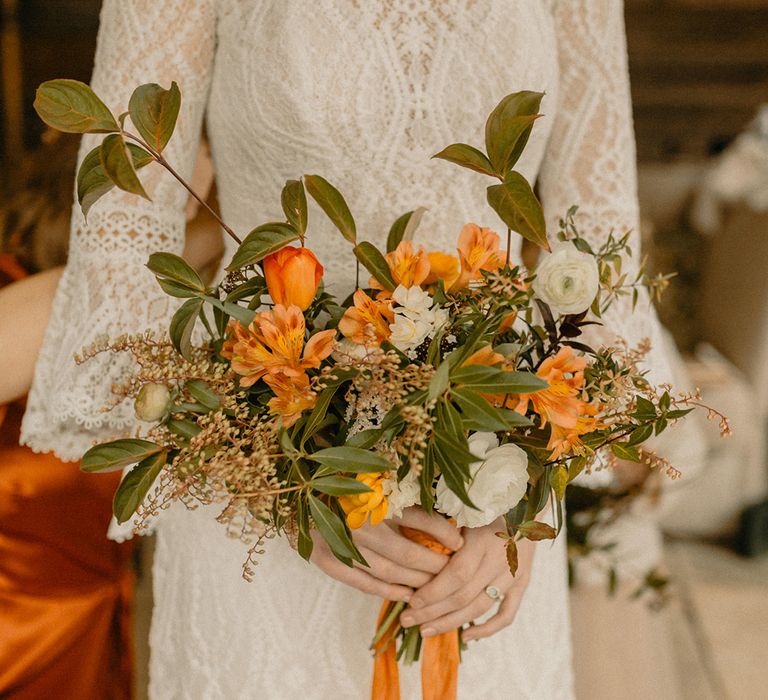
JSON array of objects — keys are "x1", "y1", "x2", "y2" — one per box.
[{"x1": 1, "y1": 1, "x2": 767, "y2": 699}]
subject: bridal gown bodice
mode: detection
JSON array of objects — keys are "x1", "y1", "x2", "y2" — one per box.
[{"x1": 22, "y1": 1, "x2": 663, "y2": 698}]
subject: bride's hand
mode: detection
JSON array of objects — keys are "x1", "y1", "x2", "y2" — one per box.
[
  {"x1": 311, "y1": 507, "x2": 464, "y2": 602},
  {"x1": 399, "y1": 517, "x2": 536, "y2": 641}
]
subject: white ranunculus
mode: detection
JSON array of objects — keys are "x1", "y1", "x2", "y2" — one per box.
[
  {"x1": 533, "y1": 243, "x2": 599, "y2": 316},
  {"x1": 389, "y1": 285, "x2": 449, "y2": 351},
  {"x1": 134, "y1": 382, "x2": 172, "y2": 422},
  {"x1": 436, "y1": 432, "x2": 529, "y2": 528},
  {"x1": 383, "y1": 470, "x2": 421, "y2": 518}
]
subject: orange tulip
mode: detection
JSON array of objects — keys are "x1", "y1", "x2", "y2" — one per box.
[
  {"x1": 263, "y1": 371, "x2": 317, "y2": 427},
  {"x1": 229, "y1": 304, "x2": 336, "y2": 387},
  {"x1": 338, "y1": 289, "x2": 394, "y2": 347},
  {"x1": 339, "y1": 472, "x2": 389, "y2": 528},
  {"x1": 372, "y1": 240, "x2": 430, "y2": 291},
  {"x1": 424, "y1": 251, "x2": 460, "y2": 289},
  {"x1": 455, "y1": 223, "x2": 503, "y2": 288},
  {"x1": 263, "y1": 246, "x2": 324, "y2": 310}
]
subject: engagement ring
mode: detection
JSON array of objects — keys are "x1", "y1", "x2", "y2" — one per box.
[{"x1": 485, "y1": 585, "x2": 502, "y2": 600}]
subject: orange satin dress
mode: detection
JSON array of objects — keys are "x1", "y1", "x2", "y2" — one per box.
[{"x1": 0, "y1": 255, "x2": 135, "y2": 700}]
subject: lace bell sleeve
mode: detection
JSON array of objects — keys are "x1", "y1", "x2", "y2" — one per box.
[
  {"x1": 20, "y1": 0, "x2": 217, "y2": 461},
  {"x1": 539, "y1": 0, "x2": 672, "y2": 384}
]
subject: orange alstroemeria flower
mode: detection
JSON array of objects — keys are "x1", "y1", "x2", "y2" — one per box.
[
  {"x1": 512, "y1": 346, "x2": 589, "y2": 430},
  {"x1": 424, "y1": 251, "x2": 461, "y2": 290},
  {"x1": 229, "y1": 304, "x2": 336, "y2": 387},
  {"x1": 546, "y1": 403, "x2": 603, "y2": 460},
  {"x1": 339, "y1": 472, "x2": 389, "y2": 529},
  {"x1": 338, "y1": 289, "x2": 394, "y2": 347},
  {"x1": 371, "y1": 240, "x2": 430, "y2": 291},
  {"x1": 455, "y1": 223, "x2": 503, "y2": 288},
  {"x1": 263, "y1": 371, "x2": 317, "y2": 427},
  {"x1": 263, "y1": 246, "x2": 324, "y2": 311}
]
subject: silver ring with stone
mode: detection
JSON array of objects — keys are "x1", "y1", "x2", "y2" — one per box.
[{"x1": 484, "y1": 585, "x2": 503, "y2": 600}]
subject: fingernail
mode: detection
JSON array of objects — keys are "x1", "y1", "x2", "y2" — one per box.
[
  {"x1": 401, "y1": 615, "x2": 414, "y2": 626},
  {"x1": 421, "y1": 627, "x2": 436, "y2": 638},
  {"x1": 409, "y1": 598, "x2": 424, "y2": 609}
]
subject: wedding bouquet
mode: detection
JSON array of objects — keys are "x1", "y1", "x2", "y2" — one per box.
[{"x1": 35, "y1": 79, "x2": 727, "y2": 692}]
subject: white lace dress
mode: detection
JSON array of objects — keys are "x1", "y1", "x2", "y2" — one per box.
[{"x1": 22, "y1": 2, "x2": 660, "y2": 698}]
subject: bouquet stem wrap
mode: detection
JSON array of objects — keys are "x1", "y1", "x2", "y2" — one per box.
[{"x1": 372, "y1": 526, "x2": 460, "y2": 700}]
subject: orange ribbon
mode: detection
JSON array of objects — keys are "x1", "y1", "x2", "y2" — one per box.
[{"x1": 371, "y1": 526, "x2": 460, "y2": 700}]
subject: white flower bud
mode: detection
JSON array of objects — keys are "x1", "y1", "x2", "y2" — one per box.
[
  {"x1": 134, "y1": 382, "x2": 172, "y2": 422},
  {"x1": 533, "y1": 244, "x2": 599, "y2": 316}
]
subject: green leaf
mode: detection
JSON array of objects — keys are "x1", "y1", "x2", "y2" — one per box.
[
  {"x1": 304, "y1": 174, "x2": 356, "y2": 243},
  {"x1": 484, "y1": 91, "x2": 543, "y2": 175},
  {"x1": 386, "y1": 207, "x2": 426, "y2": 252},
  {"x1": 308, "y1": 494, "x2": 366, "y2": 565},
  {"x1": 345, "y1": 428, "x2": 382, "y2": 450},
  {"x1": 432, "y1": 430, "x2": 477, "y2": 508},
  {"x1": 81, "y1": 438, "x2": 163, "y2": 473},
  {"x1": 296, "y1": 497, "x2": 314, "y2": 561},
  {"x1": 487, "y1": 172, "x2": 548, "y2": 250},
  {"x1": 311, "y1": 476, "x2": 373, "y2": 496},
  {"x1": 226, "y1": 223, "x2": 300, "y2": 271},
  {"x1": 354, "y1": 242, "x2": 395, "y2": 291},
  {"x1": 113, "y1": 451, "x2": 167, "y2": 524},
  {"x1": 452, "y1": 388, "x2": 530, "y2": 432},
  {"x1": 128, "y1": 81, "x2": 181, "y2": 152},
  {"x1": 306, "y1": 446, "x2": 391, "y2": 473},
  {"x1": 34, "y1": 79, "x2": 118, "y2": 133},
  {"x1": 301, "y1": 385, "x2": 340, "y2": 447},
  {"x1": 281, "y1": 179, "x2": 308, "y2": 235},
  {"x1": 100, "y1": 134, "x2": 149, "y2": 198},
  {"x1": 451, "y1": 365, "x2": 547, "y2": 394},
  {"x1": 427, "y1": 360, "x2": 451, "y2": 403},
  {"x1": 77, "y1": 143, "x2": 153, "y2": 219},
  {"x1": 627, "y1": 423, "x2": 654, "y2": 446},
  {"x1": 185, "y1": 379, "x2": 220, "y2": 410},
  {"x1": 634, "y1": 396, "x2": 657, "y2": 420},
  {"x1": 432, "y1": 143, "x2": 496, "y2": 177},
  {"x1": 202, "y1": 295, "x2": 256, "y2": 327},
  {"x1": 167, "y1": 418, "x2": 202, "y2": 440},
  {"x1": 147, "y1": 252, "x2": 205, "y2": 293},
  {"x1": 169, "y1": 298, "x2": 203, "y2": 359},
  {"x1": 611, "y1": 442, "x2": 642, "y2": 462}
]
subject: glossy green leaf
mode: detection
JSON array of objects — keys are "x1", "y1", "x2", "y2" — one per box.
[
  {"x1": 100, "y1": 134, "x2": 149, "y2": 198},
  {"x1": 611, "y1": 442, "x2": 642, "y2": 462},
  {"x1": 304, "y1": 174, "x2": 356, "y2": 243},
  {"x1": 306, "y1": 446, "x2": 391, "y2": 473},
  {"x1": 185, "y1": 379, "x2": 220, "y2": 410},
  {"x1": 147, "y1": 252, "x2": 205, "y2": 293},
  {"x1": 169, "y1": 298, "x2": 203, "y2": 359},
  {"x1": 452, "y1": 388, "x2": 528, "y2": 432},
  {"x1": 81, "y1": 438, "x2": 163, "y2": 473},
  {"x1": 432, "y1": 432, "x2": 476, "y2": 508},
  {"x1": 77, "y1": 143, "x2": 153, "y2": 219},
  {"x1": 427, "y1": 361, "x2": 451, "y2": 403},
  {"x1": 627, "y1": 423, "x2": 654, "y2": 446},
  {"x1": 487, "y1": 172, "x2": 548, "y2": 250},
  {"x1": 296, "y1": 497, "x2": 314, "y2": 561},
  {"x1": 167, "y1": 418, "x2": 202, "y2": 440},
  {"x1": 281, "y1": 179, "x2": 308, "y2": 235},
  {"x1": 345, "y1": 428, "x2": 382, "y2": 450},
  {"x1": 34, "y1": 79, "x2": 118, "y2": 133},
  {"x1": 311, "y1": 476, "x2": 374, "y2": 496},
  {"x1": 484, "y1": 91, "x2": 543, "y2": 175},
  {"x1": 226, "y1": 223, "x2": 299, "y2": 271},
  {"x1": 113, "y1": 451, "x2": 167, "y2": 523},
  {"x1": 386, "y1": 207, "x2": 426, "y2": 252},
  {"x1": 354, "y1": 242, "x2": 395, "y2": 291},
  {"x1": 128, "y1": 81, "x2": 181, "y2": 152},
  {"x1": 451, "y1": 365, "x2": 547, "y2": 394},
  {"x1": 432, "y1": 143, "x2": 496, "y2": 177},
  {"x1": 308, "y1": 494, "x2": 366, "y2": 565},
  {"x1": 301, "y1": 385, "x2": 341, "y2": 448}
]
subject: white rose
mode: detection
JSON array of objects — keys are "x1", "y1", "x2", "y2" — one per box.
[
  {"x1": 383, "y1": 470, "x2": 421, "y2": 518},
  {"x1": 392, "y1": 284, "x2": 434, "y2": 316},
  {"x1": 533, "y1": 243, "x2": 599, "y2": 316},
  {"x1": 390, "y1": 313, "x2": 432, "y2": 350},
  {"x1": 436, "y1": 433, "x2": 529, "y2": 528},
  {"x1": 332, "y1": 338, "x2": 372, "y2": 362},
  {"x1": 134, "y1": 382, "x2": 172, "y2": 422}
]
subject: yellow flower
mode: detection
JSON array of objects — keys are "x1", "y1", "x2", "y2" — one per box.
[
  {"x1": 339, "y1": 472, "x2": 389, "y2": 529},
  {"x1": 372, "y1": 240, "x2": 430, "y2": 291},
  {"x1": 455, "y1": 223, "x2": 503, "y2": 288},
  {"x1": 263, "y1": 371, "x2": 317, "y2": 427},
  {"x1": 338, "y1": 289, "x2": 394, "y2": 347},
  {"x1": 263, "y1": 246, "x2": 324, "y2": 311},
  {"x1": 424, "y1": 251, "x2": 460, "y2": 289},
  {"x1": 229, "y1": 304, "x2": 336, "y2": 387}
]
